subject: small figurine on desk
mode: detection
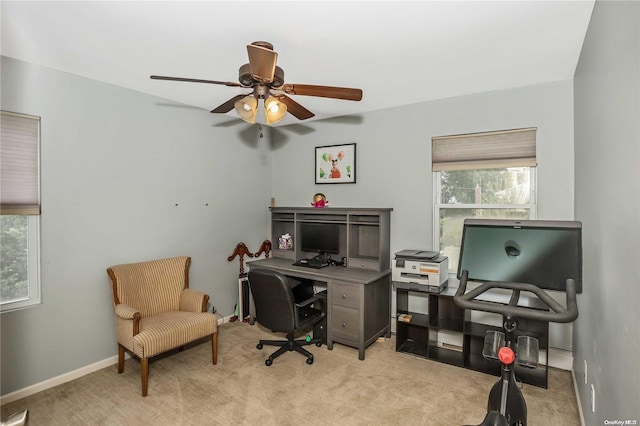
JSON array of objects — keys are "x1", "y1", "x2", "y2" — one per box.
[{"x1": 311, "y1": 193, "x2": 328, "y2": 208}]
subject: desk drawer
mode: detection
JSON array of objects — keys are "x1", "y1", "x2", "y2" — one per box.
[
  {"x1": 331, "y1": 281, "x2": 360, "y2": 309},
  {"x1": 331, "y1": 305, "x2": 359, "y2": 341},
  {"x1": 348, "y1": 258, "x2": 379, "y2": 271}
]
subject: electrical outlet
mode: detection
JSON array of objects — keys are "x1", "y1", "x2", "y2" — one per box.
[
  {"x1": 584, "y1": 360, "x2": 588, "y2": 384},
  {"x1": 590, "y1": 384, "x2": 596, "y2": 413}
]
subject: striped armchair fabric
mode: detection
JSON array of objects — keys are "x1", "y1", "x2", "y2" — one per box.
[{"x1": 107, "y1": 256, "x2": 218, "y2": 396}]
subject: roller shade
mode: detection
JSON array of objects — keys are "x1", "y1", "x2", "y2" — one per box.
[
  {"x1": 1, "y1": 111, "x2": 40, "y2": 215},
  {"x1": 432, "y1": 127, "x2": 536, "y2": 171}
]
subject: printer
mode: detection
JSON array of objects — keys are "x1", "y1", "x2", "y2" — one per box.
[{"x1": 392, "y1": 250, "x2": 449, "y2": 293}]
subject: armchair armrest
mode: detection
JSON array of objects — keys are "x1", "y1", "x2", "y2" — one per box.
[
  {"x1": 180, "y1": 288, "x2": 210, "y2": 313},
  {"x1": 115, "y1": 303, "x2": 140, "y2": 320},
  {"x1": 114, "y1": 303, "x2": 142, "y2": 337}
]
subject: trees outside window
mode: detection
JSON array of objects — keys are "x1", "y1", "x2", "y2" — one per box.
[
  {"x1": 1, "y1": 216, "x2": 29, "y2": 301},
  {"x1": 435, "y1": 167, "x2": 536, "y2": 273}
]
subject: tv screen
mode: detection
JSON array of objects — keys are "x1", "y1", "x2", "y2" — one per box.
[
  {"x1": 300, "y1": 222, "x2": 340, "y2": 255},
  {"x1": 457, "y1": 219, "x2": 582, "y2": 293}
]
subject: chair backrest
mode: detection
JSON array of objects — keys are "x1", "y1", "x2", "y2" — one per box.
[
  {"x1": 247, "y1": 268, "x2": 296, "y2": 333},
  {"x1": 107, "y1": 256, "x2": 190, "y2": 318}
]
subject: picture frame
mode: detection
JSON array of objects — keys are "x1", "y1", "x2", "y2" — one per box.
[{"x1": 315, "y1": 143, "x2": 356, "y2": 184}]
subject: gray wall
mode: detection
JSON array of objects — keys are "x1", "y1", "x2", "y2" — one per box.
[
  {"x1": 573, "y1": 1, "x2": 640, "y2": 423},
  {"x1": 0, "y1": 57, "x2": 272, "y2": 395},
  {"x1": 271, "y1": 80, "x2": 577, "y2": 349},
  {"x1": 272, "y1": 79, "x2": 577, "y2": 226}
]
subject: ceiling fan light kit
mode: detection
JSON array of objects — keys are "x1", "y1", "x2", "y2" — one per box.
[
  {"x1": 151, "y1": 41, "x2": 362, "y2": 124},
  {"x1": 234, "y1": 96, "x2": 258, "y2": 123},
  {"x1": 264, "y1": 97, "x2": 287, "y2": 124}
]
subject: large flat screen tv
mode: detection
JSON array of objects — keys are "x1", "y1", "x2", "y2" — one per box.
[
  {"x1": 457, "y1": 219, "x2": 582, "y2": 293},
  {"x1": 300, "y1": 222, "x2": 340, "y2": 256}
]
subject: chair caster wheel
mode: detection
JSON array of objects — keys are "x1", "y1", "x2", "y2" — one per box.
[
  {"x1": 315, "y1": 342, "x2": 322, "y2": 347},
  {"x1": 265, "y1": 358, "x2": 273, "y2": 366},
  {"x1": 306, "y1": 356, "x2": 314, "y2": 365},
  {"x1": 257, "y1": 343, "x2": 263, "y2": 350}
]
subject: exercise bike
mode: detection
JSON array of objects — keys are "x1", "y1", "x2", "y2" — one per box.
[{"x1": 454, "y1": 270, "x2": 579, "y2": 426}]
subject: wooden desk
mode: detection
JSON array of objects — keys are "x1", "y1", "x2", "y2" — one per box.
[{"x1": 247, "y1": 257, "x2": 391, "y2": 360}]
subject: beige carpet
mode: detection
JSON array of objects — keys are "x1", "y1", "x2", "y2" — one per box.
[{"x1": 1, "y1": 320, "x2": 579, "y2": 425}]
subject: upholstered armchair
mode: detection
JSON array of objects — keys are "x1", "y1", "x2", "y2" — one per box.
[{"x1": 107, "y1": 256, "x2": 218, "y2": 396}]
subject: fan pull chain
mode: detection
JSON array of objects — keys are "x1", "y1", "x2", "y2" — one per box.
[{"x1": 259, "y1": 124, "x2": 264, "y2": 138}]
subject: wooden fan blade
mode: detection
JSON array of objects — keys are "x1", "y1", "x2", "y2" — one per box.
[
  {"x1": 211, "y1": 94, "x2": 247, "y2": 113},
  {"x1": 282, "y1": 84, "x2": 363, "y2": 101},
  {"x1": 247, "y1": 43, "x2": 277, "y2": 83},
  {"x1": 276, "y1": 95, "x2": 315, "y2": 120},
  {"x1": 150, "y1": 75, "x2": 242, "y2": 87}
]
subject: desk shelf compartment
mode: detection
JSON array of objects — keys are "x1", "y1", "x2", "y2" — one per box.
[
  {"x1": 272, "y1": 212, "x2": 296, "y2": 260},
  {"x1": 347, "y1": 211, "x2": 391, "y2": 271}
]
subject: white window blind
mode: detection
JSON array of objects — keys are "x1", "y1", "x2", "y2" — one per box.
[
  {"x1": 432, "y1": 127, "x2": 536, "y2": 171},
  {"x1": 1, "y1": 111, "x2": 40, "y2": 215}
]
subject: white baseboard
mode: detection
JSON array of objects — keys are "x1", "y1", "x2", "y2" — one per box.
[
  {"x1": 0, "y1": 314, "x2": 231, "y2": 405},
  {"x1": 547, "y1": 347, "x2": 573, "y2": 370},
  {"x1": 1, "y1": 354, "x2": 124, "y2": 405}
]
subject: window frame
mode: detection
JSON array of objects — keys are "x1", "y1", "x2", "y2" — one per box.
[
  {"x1": 1, "y1": 215, "x2": 41, "y2": 313},
  {"x1": 1, "y1": 111, "x2": 41, "y2": 313},
  {"x1": 433, "y1": 167, "x2": 537, "y2": 276}
]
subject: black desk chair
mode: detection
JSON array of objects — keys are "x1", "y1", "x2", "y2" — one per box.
[{"x1": 248, "y1": 268, "x2": 326, "y2": 366}]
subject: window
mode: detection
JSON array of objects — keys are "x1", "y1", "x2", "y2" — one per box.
[
  {"x1": 1, "y1": 111, "x2": 41, "y2": 312},
  {"x1": 432, "y1": 128, "x2": 537, "y2": 273}
]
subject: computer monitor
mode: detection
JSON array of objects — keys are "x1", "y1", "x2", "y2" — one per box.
[
  {"x1": 300, "y1": 222, "x2": 340, "y2": 257},
  {"x1": 457, "y1": 219, "x2": 582, "y2": 293}
]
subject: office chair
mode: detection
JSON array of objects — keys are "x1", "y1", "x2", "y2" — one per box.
[{"x1": 248, "y1": 268, "x2": 326, "y2": 366}]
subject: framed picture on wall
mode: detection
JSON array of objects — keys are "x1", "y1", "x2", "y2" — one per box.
[{"x1": 315, "y1": 143, "x2": 356, "y2": 184}]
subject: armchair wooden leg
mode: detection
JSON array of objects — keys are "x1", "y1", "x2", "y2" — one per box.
[
  {"x1": 117, "y1": 344, "x2": 125, "y2": 374},
  {"x1": 212, "y1": 332, "x2": 218, "y2": 365},
  {"x1": 141, "y1": 358, "x2": 149, "y2": 397}
]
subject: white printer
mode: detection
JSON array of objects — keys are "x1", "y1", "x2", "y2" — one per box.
[{"x1": 392, "y1": 250, "x2": 449, "y2": 293}]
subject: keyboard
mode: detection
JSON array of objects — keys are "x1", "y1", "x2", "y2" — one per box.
[{"x1": 293, "y1": 259, "x2": 329, "y2": 269}]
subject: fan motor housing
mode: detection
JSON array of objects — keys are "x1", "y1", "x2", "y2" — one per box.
[{"x1": 239, "y1": 64, "x2": 284, "y2": 88}]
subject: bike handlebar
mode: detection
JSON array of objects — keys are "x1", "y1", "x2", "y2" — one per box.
[{"x1": 454, "y1": 270, "x2": 578, "y2": 323}]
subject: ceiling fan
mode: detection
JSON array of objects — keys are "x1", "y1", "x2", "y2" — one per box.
[{"x1": 150, "y1": 41, "x2": 363, "y2": 125}]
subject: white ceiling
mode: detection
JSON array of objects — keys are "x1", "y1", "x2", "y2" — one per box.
[{"x1": 1, "y1": 1, "x2": 594, "y2": 126}]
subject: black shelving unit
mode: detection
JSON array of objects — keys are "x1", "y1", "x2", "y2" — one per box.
[{"x1": 394, "y1": 283, "x2": 549, "y2": 388}]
